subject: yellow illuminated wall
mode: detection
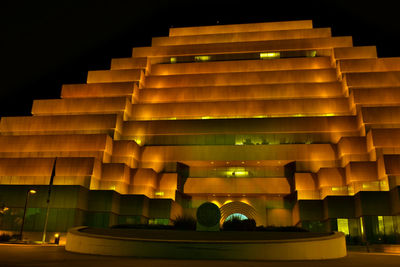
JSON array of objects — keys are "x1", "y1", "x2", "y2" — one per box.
[{"x1": 1, "y1": 20, "x2": 400, "y2": 227}]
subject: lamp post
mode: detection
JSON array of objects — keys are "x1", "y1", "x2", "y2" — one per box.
[
  {"x1": 19, "y1": 189, "x2": 36, "y2": 241},
  {"x1": 42, "y1": 157, "x2": 56, "y2": 244}
]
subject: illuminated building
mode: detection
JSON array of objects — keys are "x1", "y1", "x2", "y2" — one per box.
[{"x1": 0, "y1": 20, "x2": 399, "y2": 243}]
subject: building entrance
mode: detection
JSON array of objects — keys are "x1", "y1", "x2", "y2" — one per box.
[
  {"x1": 225, "y1": 213, "x2": 248, "y2": 221},
  {"x1": 219, "y1": 201, "x2": 259, "y2": 225}
]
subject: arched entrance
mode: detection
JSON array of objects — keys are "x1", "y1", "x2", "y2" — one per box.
[
  {"x1": 219, "y1": 201, "x2": 259, "y2": 225},
  {"x1": 225, "y1": 213, "x2": 248, "y2": 221}
]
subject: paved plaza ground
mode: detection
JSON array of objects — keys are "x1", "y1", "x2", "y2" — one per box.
[{"x1": 0, "y1": 244, "x2": 399, "y2": 267}]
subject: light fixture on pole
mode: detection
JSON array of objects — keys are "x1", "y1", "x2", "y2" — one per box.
[{"x1": 19, "y1": 189, "x2": 36, "y2": 241}]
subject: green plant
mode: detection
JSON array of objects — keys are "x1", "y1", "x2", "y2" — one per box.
[
  {"x1": 256, "y1": 226, "x2": 309, "y2": 232},
  {"x1": 196, "y1": 202, "x2": 221, "y2": 227},
  {"x1": 173, "y1": 215, "x2": 197, "y2": 230},
  {"x1": 0, "y1": 233, "x2": 11, "y2": 242},
  {"x1": 111, "y1": 224, "x2": 173, "y2": 230},
  {"x1": 345, "y1": 235, "x2": 362, "y2": 245},
  {"x1": 222, "y1": 217, "x2": 256, "y2": 231}
]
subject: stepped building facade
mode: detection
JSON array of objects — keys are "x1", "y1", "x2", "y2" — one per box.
[{"x1": 1, "y1": 20, "x2": 400, "y2": 242}]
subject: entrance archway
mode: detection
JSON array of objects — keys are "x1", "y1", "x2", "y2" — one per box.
[
  {"x1": 225, "y1": 213, "x2": 248, "y2": 221},
  {"x1": 219, "y1": 201, "x2": 259, "y2": 225}
]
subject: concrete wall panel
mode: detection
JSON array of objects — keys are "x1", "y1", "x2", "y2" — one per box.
[
  {"x1": 184, "y1": 177, "x2": 290, "y2": 194},
  {"x1": 345, "y1": 72, "x2": 400, "y2": 88},
  {"x1": 333, "y1": 46, "x2": 377, "y2": 60},
  {"x1": 345, "y1": 161, "x2": 378, "y2": 183},
  {"x1": 132, "y1": 37, "x2": 352, "y2": 57},
  {"x1": 151, "y1": 57, "x2": 332, "y2": 75},
  {"x1": 32, "y1": 97, "x2": 131, "y2": 119},
  {"x1": 123, "y1": 116, "x2": 356, "y2": 137},
  {"x1": 102, "y1": 163, "x2": 130, "y2": 183},
  {"x1": 169, "y1": 20, "x2": 314, "y2": 36},
  {"x1": 110, "y1": 57, "x2": 149, "y2": 70},
  {"x1": 131, "y1": 98, "x2": 350, "y2": 120},
  {"x1": 351, "y1": 88, "x2": 400, "y2": 106},
  {"x1": 145, "y1": 69, "x2": 337, "y2": 88},
  {"x1": 87, "y1": 69, "x2": 143, "y2": 84},
  {"x1": 138, "y1": 82, "x2": 343, "y2": 103},
  {"x1": 295, "y1": 173, "x2": 318, "y2": 191},
  {"x1": 0, "y1": 114, "x2": 121, "y2": 136},
  {"x1": 317, "y1": 168, "x2": 346, "y2": 188},
  {"x1": 154, "y1": 28, "x2": 331, "y2": 46},
  {"x1": 0, "y1": 134, "x2": 112, "y2": 154},
  {"x1": 61, "y1": 83, "x2": 136, "y2": 99},
  {"x1": 141, "y1": 144, "x2": 337, "y2": 162},
  {"x1": 339, "y1": 58, "x2": 400, "y2": 73}
]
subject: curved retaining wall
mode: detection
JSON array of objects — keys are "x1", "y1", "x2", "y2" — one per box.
[{"x1": 65, "y1": 227, "x2": 346, "y2": 260}]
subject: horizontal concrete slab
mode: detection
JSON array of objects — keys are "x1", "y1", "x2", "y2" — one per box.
[
  {"x1": 133, "y1": 37, "x2": 352, "y2": 57},
  {"x1": 139, "y1": 82, "x2": 343, "y2": 103},
  {"x1": 145, "y1": 69, "x2": 338, "y2": 88},
  {"x1": 153, "y1": 28, "x2": 332, "y2": 46},
  {"x1": 150, "y1": 57, "x2": 332, "y2": 75},
  {"x1": 130, "y1": 98, "x2": 351, "y2": 120},
  {"x1": 169, "y1": 20, "x2": 314, "y2": 36}
]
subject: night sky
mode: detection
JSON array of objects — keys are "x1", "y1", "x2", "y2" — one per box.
[{"x1": 2, "y1": 0, "x2": 400, "y2": 117}]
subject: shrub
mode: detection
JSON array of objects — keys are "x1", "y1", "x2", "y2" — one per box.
[
  {"x1": 345, "y1": 235, "x2": 362, "y2": 245},
  {"x1": 256, "y1": 226, "x2": 309, "y2": 232},
  {"x1": 222, "y1": 217, "x2": 256, "y2": 231},
  {"x1": 382, "y1": 234, "x2": 398, "y2": 244},
  {"x1": 173, "y1": 215, "x2": 197, "y2": 230},
  {"x1": 0, "y1": 233, "x2": 11, "y2": 242},
  {"x1": 111, "y1": 224, "x2": 173, "y2": 230}
]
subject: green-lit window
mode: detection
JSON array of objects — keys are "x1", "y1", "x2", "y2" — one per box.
[
  {"x1": 378, "y1": 216, "x2": 385, "y2": 234},
  {"x1": 194, "y1": 55, "x2": 211, "y2": 62},
  {"x1": 148, "y1": 218, "x2": 170, "y2": 225},
  {"x1": 260, "y1": 52, "x2": 280, "y2": 59},
  {"x1": 337, "y1": 218, "x2": 349, "y2": 235}
]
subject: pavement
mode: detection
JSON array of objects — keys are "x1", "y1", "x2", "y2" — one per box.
[{"x1": 0, "y1": 244, "x2": 399, "y2": 267}]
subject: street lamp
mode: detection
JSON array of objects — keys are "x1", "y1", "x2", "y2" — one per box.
[{"x1": 19, "y1": 189, "x2": 36, "y2": 241}]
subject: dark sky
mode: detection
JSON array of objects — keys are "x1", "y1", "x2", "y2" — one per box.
[{"x1": 2, "y1": 0, "x2": 400, "y2": 117}]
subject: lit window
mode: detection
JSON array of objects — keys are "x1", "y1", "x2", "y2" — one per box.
[
  {"x1": 360, "y1": 217, "x2": 364, "y2": 235},
  {"x1": 149, "y1": 218, "x2": 169, "y2": 225},
  {"x1": 306, "y1": 50, "x2": 317, "y2": 57},
  {"x1": 194, "y1": 55, "x2": 211, "y2": 62},
  {"x1": 170, "y1": 57, "x2": 177, "y2": 63},
  {"x1": 133, "y1": 137, "x2": 142, "y2": 145},
  {"x1": 378, "y1": 216, "x2": 384, "y2": 234},
  {"x1": 337, "y1": 218, "x2": 349, "y2": 235},
  {"x1": 223, "y1": 167, "x2": 248, "y2": 177},
  {"x1": 260, "y1": 52, "x2": 280, "y2": 59}
]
